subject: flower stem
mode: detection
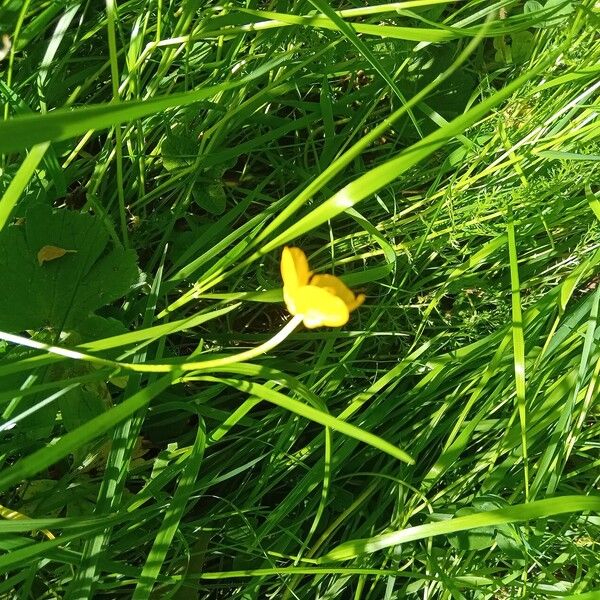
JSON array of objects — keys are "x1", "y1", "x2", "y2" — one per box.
[
  {"x1": 175, "y1": 314, "x2": 303, "y2": 371},
  {"x1": 0, "y1": 315, "x2": 304, "y2": 374}
]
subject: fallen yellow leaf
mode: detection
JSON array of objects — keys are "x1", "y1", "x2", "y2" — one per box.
[{"x1": 37, "y1": 245, "x2": 77, "y2": 266}]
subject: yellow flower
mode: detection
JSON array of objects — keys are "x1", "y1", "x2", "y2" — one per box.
[{"x1": 280, "y1": 247, "x2": 365, "y2": 328}]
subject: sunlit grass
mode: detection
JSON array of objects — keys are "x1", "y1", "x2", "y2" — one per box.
[{"x1": 0, "y1": 0, "x2": 599, "y2": 598}]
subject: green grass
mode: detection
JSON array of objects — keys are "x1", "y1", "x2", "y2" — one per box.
[{"x1": 1, "y1": 0, "x2": 600, "y2": 598}]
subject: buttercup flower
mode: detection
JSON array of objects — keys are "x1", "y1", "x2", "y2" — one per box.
[{"x1": 281, "y1": 246, "x2": 365, "y2": 328}]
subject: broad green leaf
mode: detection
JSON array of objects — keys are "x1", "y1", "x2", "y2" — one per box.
[
  {"x1": 511, "y1": 31, "x2": 535, "y2": 64},
  {"x1": 161, "y1": 129, "x2": 197, "y2": 172},
  {"x1": 544, "y1": 0, "x2": 574, "y2": 18},
  {"x1": 193, "y1": 178, "x2": 227, "y2": 215},
  {"x1": 161, "y1": 129, "x2": 227, "y2": 214},
  {"x1": 524, "y1": 1, "x2": 544, "y2": 13},
  {"x1": 58, "y1": 371, "x2": 112, "y2": 434},
  {"x1": 0, "y1": 0, "x2": 21, "y2": 32},
  {"x1": 0, "y1": 204, "x2": 138, "y2": 333},
  {"x1": 448, "y1": 499, "x2": 509, "y2": 551}
]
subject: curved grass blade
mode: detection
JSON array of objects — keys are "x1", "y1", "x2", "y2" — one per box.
[
  {"x1": 197, "y1": 376, "x2": 414, "y2": 464},
  {"x1": 320, "y1": 495, "x2": 600, "y2": 562}
]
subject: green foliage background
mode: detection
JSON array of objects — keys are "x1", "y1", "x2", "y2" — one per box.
[{"x1": 0, "y1": 0, "x2": 599, "y2": 598}]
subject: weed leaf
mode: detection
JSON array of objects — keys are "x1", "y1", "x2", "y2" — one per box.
[{"x1": 0, "y1": 204, "x2": 138, "y2": 333}]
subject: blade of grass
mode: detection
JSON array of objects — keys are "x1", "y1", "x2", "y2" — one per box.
[
  {"x1": 0, "y1": 54, "x2": 291, "y2": 153},
  {"x1": 132, "y1": 422, "x2": 206, "y2": 599},
  {"x1": 0, "y1": 143, "x2": 49, "y2": 230},
  {"x1": 0, "y1": 374, "x2": 175, "y2": 494},
  {"x1": 320, "y1": 495, "x2": 600, "y2": 562},
  {"x1": 506, "y1": 206, "x2": 529, "y2": 500},
  {"x1": 196, "y1": 376, "x2": 414, "y2": 464}
]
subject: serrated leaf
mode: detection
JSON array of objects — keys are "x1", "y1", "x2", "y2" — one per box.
[
  {"x1": 495, "y1": 528, "x2": 525, "y2": 558},
  {"x1": 511, "y1": 31, "x2": 534, "y2": 64},
  {"x1": 19, "y1": 374, "x2": 59, "y2": 440},
  {"x1": 544, "y1": 0, "x2": 574, "y2": 17},
  {"x1": 77, "y1": 314, "x2": 128, "y2": 340},
  {"x1": 193, "y1": 179, "x2": 227, "y2": 215},
  {"x1": 447, "y1": 507, "x2": 497, "y2": 550},
  {"x1": 161, "y1": 130, "x2": 198, "y2": 171},
  {"x1": 0, "y1": 204, "x2": 138, "y2": 333},
  {"x1": 524, "y1": 0, "x2": 544, "y2": 13},
  {"x1": 18, "y1": 479, "x2": 63, "y2": 517},
  {"x1": 59, "y1": 380, "x2": 111, "y2": 435}
]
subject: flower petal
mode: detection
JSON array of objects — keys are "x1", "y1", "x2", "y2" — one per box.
[
  {"x1": 295, "y1": 285, "x2": 349, "y2": 328},
  {"x1": 283, "y1": 285, "x2": 301, "y2": 317},
  {"x1": 347, "y1": 292, "x2": 366, "y2": 312},
  {"x1": 310, "y1": 274, "x2": 365, "y2": 312},
  {"x1": 281, "y1": 247, "x2": 311, "y2": 289}
]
